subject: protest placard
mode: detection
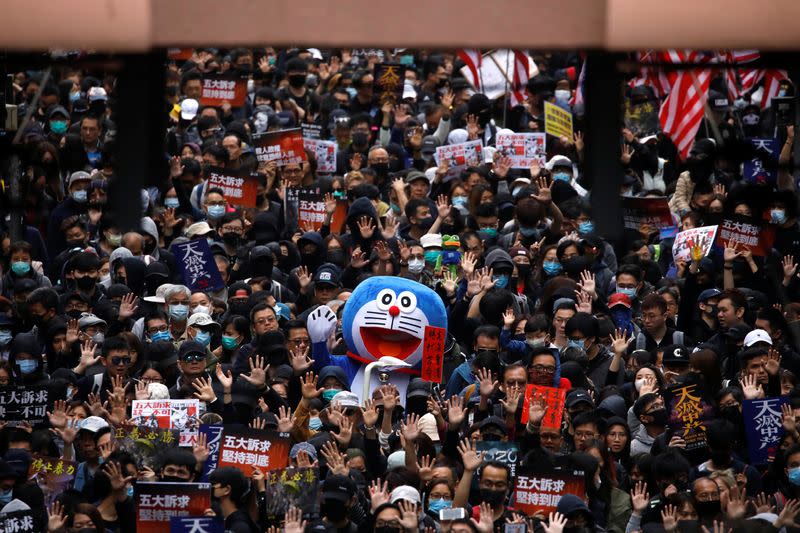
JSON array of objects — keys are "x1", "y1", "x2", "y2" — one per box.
[
  {"x1": 28, "y1": 455, "x2": 77, "y2": 506},
  {"x1": 205, "y1": 166, "x2": 259, "y2": 208},
  {"x1": 284, "y1": 186, "x2": 323, "y2": 232},
  {"x1": 167, "y1": 48, "x2": 194, "y2": 61},
  {"x1": 135, "y1": 482, "x2": 211, "y2": 533},
  {"x1": 514, "y1": 467, "x2": 585, "y2": 517},
  {"x1": 303, "y1": 138, "x2": 337, "y2": 174},
  {"x1": 716, "y1": 216, "x2": 776, "y2": 256},
  {"x1": 520, "y1": 384, "x2": 566, "y2": 427},
  {"x1": 624, "y1": 100, "x2": 660, "y2": 138},
  {"x1": 434, "y1": 140, "x2": 483, "y2": 180},
  {"x1": 253, "y1": 129, "x2": 307, "y2": 166},
  {"x1": 743, "y1": 396, "x2": 789, "y2": 465},
  {"x1": 620, "y1": 196, "x2": 674, "y2": 230},
  {"x1": 672, "y1": 225, "x2": 718, "y2": 263},
  {"x1": 171, "y1": 517, "x2": 224, "y2": 533},
  {"x1": 198, "y1": 424, "x2": 224, "y2": 482},
  {"x1": 172, "y1": 239, "x2": 225, "y2": 293},
  {"x1": 114, "y1": 425, "x2": 181, "y2": 470},
  {"x1": 131, "y1": 399, "x2": 203, "y2": 447},
  {"x1": 0, "y1": 510, "x2": 37, "y2": 533},
  {"x1": 199, "y1": 75, "x2": 247, "y2": 108},
  {"x1": 544, "y1": 100, "x2": 573, "y2": 139},
  {"x1": 374, "y1": 63, "x2": 405, "y2": 103},
  {"x1": 421, "y1": 326, "x2": 446, "y2": 383},
  {"x1": 0, "y1": 385, "x2": 51, "y2": 425},
  {"x1": 664, "y1": 382, "x2": 716, "y2": 452},
  {"x1": 301, "y1": 123, "x2": 322, "y2": 140},
  {"x1": 495, "y1": 132, "x2": 546, "y2": 169},
  {"x1": 477, "y1": 441, "x2": 519, "y2": 478},
  {"x1": 217, "y1": 427, "x2": 290, "y2": 475},
  {"x1": 263, "y1": 467, "x2": 320, "y2": 520},
  {"x1": 297, "y1": 188, "x2": 327, "y2": 231},
  {"x1": 743, "y1": 138, "x2": 779, "y2": 185}
]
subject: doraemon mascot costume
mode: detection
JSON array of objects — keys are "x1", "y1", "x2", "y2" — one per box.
[{"x1": 307, "y1": 276, "x2": 447, "y2": 403}]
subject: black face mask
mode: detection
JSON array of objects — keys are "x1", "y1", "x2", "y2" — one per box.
[
  {"x1": 326, "y1": 250, "x2": 346, "y2": 267},
  {"x1": 709, "y1": 450, "x2": 731, "y2": 467},
  {"x1": 66, "y1": 309, "x2": 83, "y2": 320},
  {"x1": 479, "y1": 488, "x2": 506, "y2": 506},
  {"x1": 75, "y1": 276, "x2": 97, "y2": 291},
  {"x1": 646, "y1": 408, "x2": 668, "y2": 426},
  {"x1": 143, "y1": 240, "x2": 157, "y2": 255},
  {"x1": 228, "y1": 302, "x2": 251, "y2": 317},
  {"x1": 416, "y1": 216, "x2": 434, "y2": 231},
  {"x1": 351, "y1": 132, "x2": 369, "y2": 147},
  {"x1": 222, "y1": 233, "x2": 240, "y2": 247},
  {"x1": 370, "y1": 163, "x2": 389, "y2": 178},
  {"x1": 66, "y1": 239, "x2": 86, "y2": 248},
  {"x1": 321, "y1": 499, "x2": 349, "y2": 522},
  {"x1": 720, "y1": 406, "x2": 740, "y2": 423},
  {"x1": 161, "y1": 475, "x2": 188, "y2": 484},
  {"x1": 693, "y1": 499, "x2": 721, "y2": 518},
  {"x1": 288, "y1": 74, "x2": 307, "y2": 89},
  {"x1": 255, "y1": 195, "x2": 266, "y2": 207},
  {"x1": 517, "y1": 264, "x2": 531, "y2": 278},
  {"x1": 375, "y1": 528, "x2": 402, "y2": 533}
]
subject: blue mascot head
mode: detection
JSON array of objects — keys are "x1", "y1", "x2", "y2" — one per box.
[{"x1": 341, "y1": 277, "x2": 447, "y2": 368}]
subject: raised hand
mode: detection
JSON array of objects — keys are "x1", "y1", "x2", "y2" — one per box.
[
  {"x1": 500, "y1": 386, "x2": 522, "y2": 416},
  {"x1": 300, "y1": 371, "x2": 324, "y2": 400},
  {"x1": 351, "y1": 246, "x2": 368, "y2": 269},
  {"x1": 192, "y1": 431, "x2": 210, "y2": 466},
  {"x1": 118, "y1": 293, "x2": 140, "y2": 320},
  {"x1": 320, "y1": 440, "x2": 348, "y2": 476},
  {"x1": 621, "y1": 143, "x2": 633, "y2": 165},
  {"x1": 493, "y1": 155, "x2": 512, "y2": 178},
  {"x1": 331, "y1": 416, "x2": 353, "y2": 447},
  {"x1": 47, "y1": 400, "x2": 69, "y2": 430},
  {"x1": 192, "y1": 376, "x2": 216, "y2": 403},
  {"x1": 401, "y1": 413, "x2": 421, "y2": 443},
  {"x1": 289, "y1": 345, "x2": 313, "y2": 374},
  {"x1": 723, "y1": 240, "x2": 743, "y2": 264},
  {"x1": 448, "y1": 395, "x2": 466, "y2": 427},
  {"x1": 47, "y1": 501, "x2": 68, "y2": 533},
  {"x1": 575, "y1": 290, "x2": 593, "y2": 314},
  {"x1": 502, "y1": 307, "x2": 516, "y2": 329},
  {"x1": 135, "y1": 380, "x2": 150, "y2": 400},
  {"x1": 103, "y1": 460, "x2": 134, "y2": 493},
  {"x1": 369, "y1": 478, "x2": 390, "y2": 512},
  {"x1": 399, "y1": 500, "x2": 420, "y2": 532},
  {"x1": 350, "y1": 152, "x2": 363, "y2": 171},
  {"x1": 477, "y1": 367, "x2": 498, "y2": 398},
  {"x1": 215, "y1": 364, "x2": 233, "y2": 393},
  {"x1": 460, "y1": 251, "x2": 477, "y2": 277},
  {"x1": 472, "y1": 502, "x2": 494, "y2": 533},
  {"x1": 394, "y1": 104, "x2": 410, "y2": 127},
  {"x1": 441, "y1": 89, "x2": 454, "y2": 110},
  {"x1": 241, "y1": 354, "x2": 269, "y2": 389},
  {"x1": 277, "y1": 406, "x2": 296, "y2": 433},
  {"x1": 783, "y1": 403, "x2": 798, "y2": 435},
  {"x1": 466, "y1": 114, "x2": 480, "y2": 140},
  {"x1": 542, "y1": 511, "x2": 567, "y2": 533},
  {"x1": 740, "y1": 373, "x2": 764, "y2": 400},
  {"x1": 610, "y1": 329, "x2": 631, "y2": 355},
  {"x1": 722, "y1": 485, "x2": 747, "y2": 519},
  {"x1": 381, "y1": 215, "x2": 398, "y2": 240},
  {"x1": 783, "y1": 255, "x2": 798, "y2": 284},
  {"x1": 528, "y1": 394, "x2": 548, "y2": 426},
  {"x1": 577, "y1": 270, "x2": 596, "y2": 298},
  {"x1": 441, "y1": 269, "x2": 459, "y2": 296},
  {"x1": 66, "y1": 318, "x2": 80, "y2": 345},
  {"x1": 631, "y1": 481, "x2": 650, "y2": 514},
  {"x1": 361, "y1": 398, "x2": 379, "y2": 427},
  {"x1": 661, "y1": 504, "x2": 678, "y2": 532},
  {"x1": 284, "y1": 506, "x2": 307, "y2": 533},
  {"x1": 532, "y1": 175, "x2": 552, "y2": 205},
  {"x1": 457, "y1": 437, "x2": 485, "y2": 472},
  {"x1": 296, "y1": 266, "x2": 312, "y2": 292},
  {"x1": 436, "y1": 194, "x2": 452, "y2": 221}
]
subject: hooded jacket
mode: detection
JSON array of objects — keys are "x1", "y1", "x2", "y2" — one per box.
[{"x1": 343, "y1": 197, "x2": 381, "y2": 252}]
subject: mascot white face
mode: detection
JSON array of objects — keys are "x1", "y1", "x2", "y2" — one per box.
[{"x1": 342, "y1": 277, "x2": 447, "y2": 368}]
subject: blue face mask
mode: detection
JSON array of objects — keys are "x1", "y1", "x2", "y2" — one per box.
[
  {"x1": 207, "y1": 205, "x2": 226, "y2": 219},
  {"x1": 567, "y1": 338, "x2": 586, "y2": 351},
  {"x1": 194, "y1": 330, "x2": 211, "y2": 346},
  {"x1": 519, "y1": 226, "x2": 539, "y2": 238},
  {"x1": 493, "y1": 274, "x2": 510, "y2": 289},
  {"x1": 322, "y1": 389, "x2": 341, "y2": 402},
  {"x1": 50, "y1": 120, "x2": 68, "y2": 135},
  {"x1": 127, "y1": 485, "x2": 135, "y2": 498},
  {"x1": 11, "y1": 261, "x2": 30, "y2": 276},
  {"x1": 72, "y1": 190, "x2": 88, "y2": 203},
  {"x1": 789, "y1": 467, "x2": 800, "y2": 486},
  {"x1": 553, "y1": 172, "x2": 571, "y2": 182},
  {"x1": 309, "y1": 417, "x2": 323, "y2": 430},
  {"x1": 0, "y1": 330, "x2": 11, "y2": 346},
  {"x1": 150, "y1": 330, "x2": 171, "y2": 343},
  {"x1": 424, "y1": 250, "x2": 441, "y2": 264},
  {"x1": 345, "y1": 87, "x2": 357, "y2": 99},
  {"x1": 390, "y1": 202, "x2": 401, "y2": 215},
  {"x1": 428, "y1": 498, "x2": 452, "y2": 513},
  {"x1": 480, "y1": 228, "x2": 498, "y2": 238},
  {"x1": 0, "y1": 488, "x2": 11, "y2": 505},
  {"x1": 17, "y1": 359, "x2": 38, "y2": 375},
  {"x1": 578, "y1": 221, "x2": 595, "y2": 235},
  {"x1": 452, "y1": 196, "x2": 468, "y2": 208},
  {"x1": 69, "y1": 91, "x2": 81, "y2": 103},
  {"x1": 610, "y1": 308, "x2": 632, "y2": 330},
  {"x1": 771, "y1": 209, "x2": 787, "y2": 224},
  {"x1": 164, "y1": 197, "x2": 180, "y2": 209},
  {"x1": 169, "y1": 304, "x2": 189, "y2": 321},
  {"x1": 617, "y1": 287, "x2": 637, "y2": 300},
  {"x1": 543, "y1": 261, "x2": 562, "y2": 275}
]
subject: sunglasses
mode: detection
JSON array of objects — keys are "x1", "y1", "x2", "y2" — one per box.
[
  {"x1": 111, "y1": 356, "x2": 132, "y2": 366},
  {"x1": 180, "y1": 353, "x2": 205, "y2": 363}
]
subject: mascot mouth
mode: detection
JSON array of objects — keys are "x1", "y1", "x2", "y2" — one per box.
[{"x1": 360, "y1": 327, "x2": 421, "y2": 361}]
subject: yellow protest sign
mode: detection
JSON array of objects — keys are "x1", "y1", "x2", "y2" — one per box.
[{"x1": 544, "y1": 100, "x2": 573, "y2": 139}]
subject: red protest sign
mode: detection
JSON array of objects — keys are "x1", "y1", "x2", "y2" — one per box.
[
  {"x1": 206, "y1": 166, "x2": 259, "y2": 208},
  {"x1": 514, "y1": 467, "x2": 585, "y2": 517},
  {"x1": 167, "y1": 48, "x2": 194, "y2": 61},
  {"x1": 373, "y1": 63, "x2": 405, "y2": 103},
  {"x1": 716, "y1": 216, "x2": 776, "y2": 256},
  {"x1": 329, "y1": 200, "x2": 348, "y2": 234},
  {"x1": 199, "y1": 75, "x2": 248, "y2": 108},
  {"x1": 521, "y1": 385, "x2": 566, "y2": 427},
  {"x1": 621, "y1": 196, "x2": 673, "y2": 230},
  {"x1": 254, "y1": 129, "x2": 307, "y2": 167},
  {"x1": 135, "y1": 482, "x2": 211, "y2": 533},
  {"x1": 421, "y1": 326, "x2": 446, "y2": 383},
  {"x1": 297, "y1": 189, "x2": 327, "y2": 231},
  {"x1": 217, "y1": 427, "x2": 290, "y2": 476}
]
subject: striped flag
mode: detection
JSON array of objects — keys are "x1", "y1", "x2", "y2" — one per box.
[
  {"x1": 658, "y1": 50, "x2": 713, "y2": 160},
  {"x1": 509, "y1": 49, "x2": 532, "y2": 107},
  {"x1": 629, "y1": 51, "x2": 671, "y2": 98},
  {"x1": 761, "y1": 69, "x2": 789, "y2": 109},
  {"x1": 572, "y1": 57, "x2": 586, "y2": 106},
  {"x1": 731, "y1": 50, "x2": 760, "y2": 63},
  {"x1": 457, "y1": 49, "x2": 483, "y2": 92}
]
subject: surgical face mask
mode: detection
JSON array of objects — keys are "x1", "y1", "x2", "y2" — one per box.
[
  {"x1": 493, "y1": 274, "x2": 510, "y2": 289},
  {"x1": 479, "y1": 228, "x2": 498, "y2": 238},
  {"x1": 428, "y1": 498, "x2": 452, "y2": 513},
  {"x1": 221, "y1": 335, "x2": 239, "y2": 350},
  {"x1": 0, "y1": 488, "x2": 11, "y2": 505},
  {"x1": 322, "y1": 389, "x2": 341, "y2": 402},
  {"x1": 771, "y1": 209, "x2": 787, "y2": 224},
  {"x1": 543, "y1": 261, "x2": 562, "y2": 276},
  {"x1": 552, "y1": 172, "x2": 571, "y2": 182},
  {"x1": 169, "y1": 304, "x2": 189, "y2": 321},
  {"x1": 578, "y1": 221, "x2": 595, "y2": 235},
  {"x1": 742, "y1": 113, "x2": 760, "y2": 125},
  {"x1": 408, "y1": 258, "x2": 425, "y2": 274},
  {"x1": 72, "y1": 189, "x2": 88, "y2": 203},
  {"x1": 555, "y1": 89, "x2": 572, "y2": 103},
  {"x1": 207, "y1": 204, "x2": 226, "y2": 219},
  {"x1": 519, "y1": 226, "x2": 539, "y2": 238},
  {"x1": 164, "y1": 197, "x2": 180, "y2": 209},
  {"x1": 512, "y1": 186, "x2": 525, "y2": 197},
  {"x1": 92, "y1": 332, "x2": 105, "y2": 345},
  {"x1": 0, "y1": 330, "x2": 12, "y2": 346},
  {"x1": 106, "y1": 232, "x2": 122, "y2": 247},
  {"x1": 424, "y1": 250, "x2": 441, "y2": 264},
  {"x1": 17, "y1": 359, "x2": 38, "y2": 375},
  {"x1": 452, "y1": 196, "x2": 468, "y2": 208},
  {"x1": 634, "y1": 378, "x2": 646, "y2": 392},
  {"x1": 567, "y1": 338, "x2": 585, "y2": 351},
  {"x1": 309, "y1": 417, "x2": 323, "y2": 430},
  {"x1": 789, "y1": 467, "x2": 800, "y2": 486},
  {"x1": 345, "y1": 87, "x2": 357, "y2": 99},
  {"x1": 194, "y1": 330, "x2": 211, "y2": 346},
  {"x1": 617, "y1": 287, "x2": 637, "y2": 300},
  {"x1": 69, "y1": 91, "x2": 81, "y2": 103},
  {"x1": 526, "y1": 338, "x2": 546, "y2": 349},
  {"x1": 150, "y1": 330, "x2": 171, "y2": 343},
  {"x1": 50, "y1": 120, "x2": 68, "y2": 135},
  {"x1": 192, "y1": 305, "x2": 210, "y2": 316},
  {"x1": 11, "y1": 261, "x2": 31, "y2": 276}
]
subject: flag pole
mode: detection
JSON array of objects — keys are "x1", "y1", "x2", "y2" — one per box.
[
  {"x1": 503, "y1": 50, "x2": 511, "y2": 126},
  {"x1": 688, "y1": 68, "x2": 723, "y2": 144}
]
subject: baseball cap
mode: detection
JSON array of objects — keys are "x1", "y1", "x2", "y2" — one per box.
[
  {"x1": 186, "y1": 313, "x2": 219, "y2": 329},
  {"x1": 608, "y1": 293, "x2": 632, "y2": 309},
  {"x1": 331, "y1": 391, "x2": 359, "y2": 409},
  {"x1": 744, "y1": 329, "x2": 772, "y2": 347},
  {"x1": 290, "y1": 442, "x2": 318, "y2": 461},
  {"x1": 185, "y1": 221, "x2": 214, "y2": 238},
  {"x1": 48, "y1": 105, "x2": 69, "y2": 119},
  {"x1": 697, "y1": 288, "x2": 722, "y2": 303},
  {"x1": 274, "y1": 302, "x2": 291, "y2": 322},
  {"x1": 545, "y1": 155, "x2": 573, "y2": 171},
  {"x1": 78, "y1": 313, "x2": 106, "y2": 330},
  {"x1": 420, "y1": 233, "x2": 442, "y2": 249},
  {"x1": 405, "y1": 170, "x2": 429, "y2": 184},
  {"x1": 68, "y1": 171, "x2": 92, "y2": 188},
  {"x1": 313, "y1": 265, "x2": 341, "y2": 287},
  {"x1": 566, "y1": 389, "x2": 594, "y2": 409},
  {"x1": 79, "y1": 416, "x2": 110, "y2": 433},
  {"x1": 662, "y1": 345, "x2": 690, "y2": 366},
  {"x1": 421, "y1": 135, "x2": 440, "y2": 156},
  {"x1": 87, "y1": 87, "x2": 108, "y2": 101},
  {"x1": 180, "y1": 98, "x2": 199, "y2": 120},
  {"x1": 390, "y1": 485, "x2": 421, "y2": 505},
  {"x1": 322, "y1": 474, "x2": 356, "y2": 502},
  {"x1": 479, "y1": 416, "x2": 507, "y2": 432},
  {"x1": 178, "y1": 340, "x2": 207, "y2": 360}
]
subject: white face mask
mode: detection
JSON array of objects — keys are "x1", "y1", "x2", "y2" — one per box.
[
  {"x1": 408, "y1": 258, "x2": 425, "y2": 274},
  {"x1": 192, "y1": 305, "x2": 210, "y2": 316},
  {"x1": 634, "y1": 378, "x2": 646, "y2": 392},
  {"x1": 555, "y1": 89, "x2": 571, "y2": 102}
]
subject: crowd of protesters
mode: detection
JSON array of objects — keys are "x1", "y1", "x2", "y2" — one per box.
[{"x1": 0, "y1": 46, "x2": 799, "y2": 533}]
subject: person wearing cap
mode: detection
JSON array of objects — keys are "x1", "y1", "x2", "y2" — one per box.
[
  {"x1": 46, "y1": 171, "x2": 92, "y2": 255},
  {"x1": 309, "y1": 474, "x2": 358, "y2": 532},
  {"x1": 207, "y1": 467, "x2": 259, "y2": 533},
  {"x1": 72, "y1": 335, "x2": 136, "y2": 402},
  {"x1": 60, "y1": 415, "x2": 112, "y2": 492},
  {"x1": 630, "y1": 392, "x2": 667, "y2": 456},
  {"x1": 297, "y1": 263, "x2": 341, "y2": 313},
  {"x1": 77, "y1": 312, "x2": 107, "y2": 347},
  {"x1": 658, "y1": 344, "x2": 692, "y2": 385},
  {"x1": 184, "y1": 312, "x2": 220, "y2": 353},
  {"x1": 565, "y1": 312, "x2": 622, "y2": 387},
  {"x1": 687, "y1": 288, "x2": 722, "y2": 344},
  {"x1": 166, "y1": 98, "x2": 201, "y2": 156}
]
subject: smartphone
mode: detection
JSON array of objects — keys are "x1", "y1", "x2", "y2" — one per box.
[
  {"x1": 504, "y1": 524, "x2": 526, "y2": 533},
  {"x1": 439, "y1": 508, "x2": 467, "y2": 521}
]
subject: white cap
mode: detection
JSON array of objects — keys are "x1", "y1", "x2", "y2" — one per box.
[
  {"x1": 144, "y1": 283, "x2": 173, "y2": 304},
  {"x1": 545, "y1": 155, "x2": 573, "y2": 171},
  {"x1": 185, "y1": 221, "x2": 214, "y2": 238},
  {"x1": 640, "y1": 134, "x2": 659, "y2": 144},
  {"x1": 390, "y1": 485, "x2": 421, "y2": 504},
  {"x1": 187, "y1": 312, "x2": 219, "y2": 329},
  {"x1": 744, "y1": 329, "x2": 772, "y2": 347},
  {"x1": 79, "y1": 416, "x2": 110, "y2": 433},
  {"x1": 88, "y1": 87, "x2": 108, "y2": 102},
  {"x1": 147, "y1": 383, "x2": 170, "y2": 400},
  {"x1": 306, "y1": 48, "x2": 323, "y2": 61},
  {"x1": 420, "y1": 233, "x2": 442, "y2": 249},
  {"x1": 331, "y1": 391, "x2": 359, "y2": 409},
  {"x1": 446, "y1": 129, "x2": 468, "y2": 145},
  {"x1": 417, "y1": 413, "x2": 440, "y2": 442},
  {"x1": 180, "y1": 98, "x2": 199, "y2": 120}
]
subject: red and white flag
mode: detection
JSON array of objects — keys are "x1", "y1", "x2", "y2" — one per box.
[
  {"x1": 629, "y1": 50, "x2": 671, "y2": 98},
  {"x1": 509, "y1": 49, "x2": 532, "y2": 107},
  {"x1": 761, "y1": 69, "x2": 789, "y2": 109},
  {"x1": 658, "y1": 50, "x2": 713, "y2": 160},
  {"x1": 457, "y1": 49, "x2": 483, "y2": 92}
]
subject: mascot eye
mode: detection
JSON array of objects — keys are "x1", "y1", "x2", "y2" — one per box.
[
  {"x1": 396, "y1": 291, "x2": 417, "y2": 313},
  {"x1": 376, "y1": 289, "x2": 396, "y2": 310}
]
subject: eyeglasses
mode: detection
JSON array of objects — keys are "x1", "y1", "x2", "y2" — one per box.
[
  {"x1": 181, "y1": 353, "x2": 205, "y2": 363},
  {"x1": 146, "y1": 325, "x2": 169, "y2": 335},
  {"x1": 529, "y1": 364, "x2": 556, "y2": 374},
  {"x1": 574, "y1": 431, "x2": 598, "y2": 439},
  {"x1": 505, "y1": 380, "x2": 527, "y2": 388},
  {"x1": 221, "y1": 226, "x2": 242, "y2": 234},
  {"x1": 288, "y1": 338, "x2": 310, "y2": 346},
  {"x1": 254, "y1": 317, "x2": 276, "y2": 326},
  {"x1": 111, "y1": 356, "x2": 132, "y2": 366}
]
